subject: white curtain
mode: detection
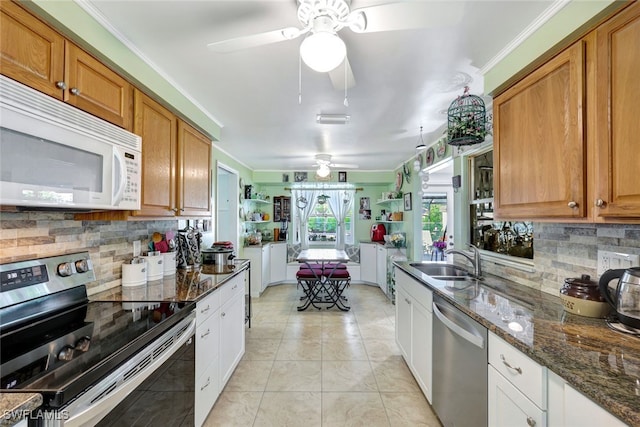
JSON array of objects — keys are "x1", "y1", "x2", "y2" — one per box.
[
  {"x1": 292, "y1": 189, "x2": 318, "y2": 249},
  {"x1": 327, "y1": 189, "x2": 355, "y2": 250}
]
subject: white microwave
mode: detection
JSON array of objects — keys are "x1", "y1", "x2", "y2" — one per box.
[{"x1": 0, "y1": 75, "x2": 141, "y2": 210}]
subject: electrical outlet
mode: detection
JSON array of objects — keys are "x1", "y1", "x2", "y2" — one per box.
[
  {"x1": 597, "y1": 250, "x2": 640, "y2": 275},
  {"x1": 133, "y1": 240, "x2": 141, "y2": 257}
]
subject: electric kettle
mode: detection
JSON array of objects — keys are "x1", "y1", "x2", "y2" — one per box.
[{"x1": 598, "y1": 267, "x2": 640, "y2": 329}]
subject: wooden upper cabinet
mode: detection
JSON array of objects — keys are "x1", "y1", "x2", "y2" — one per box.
[
  {"x1": 177, "y1": 120, "x2": 212, "y2": 217},
  {"x1": 133, "y1": 90, "x2": 177, "y2": 217},
  {"x1": 0, "y1": 0, "x2": 64, "y2": 99},
  {"x1": 65, "y1": 42, "x2": 133, "y2": 130},
  {"x1": 493, "y1": 41, "x2": 587, "y2": 220},
  {"x1": 0, "y1": 1, "x2": 132, "y2": 130},
  {"x1": 594, "y1": 2, "x2": 640, "y2": 219}
]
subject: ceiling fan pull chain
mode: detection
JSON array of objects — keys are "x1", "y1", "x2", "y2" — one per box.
[
  {"x1": 298, "y1": 52, "x2": 302, "y2": 105},
  {"x1": 343, "y1": 51, "x2": 349, "y2": 107}
]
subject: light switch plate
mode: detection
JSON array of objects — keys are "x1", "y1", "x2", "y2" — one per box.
[{"x1": 597, "y1": 250, "x2": 640, "y2": 275}]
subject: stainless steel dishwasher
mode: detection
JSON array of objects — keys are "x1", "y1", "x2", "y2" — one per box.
[{"x1": 432, "y1": 295, "x2": 488, "y2": 427}]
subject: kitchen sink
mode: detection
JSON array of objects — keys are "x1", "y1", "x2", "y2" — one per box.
[{"x1": 409, "y1": 262, "x2": 476, "y2": 280}]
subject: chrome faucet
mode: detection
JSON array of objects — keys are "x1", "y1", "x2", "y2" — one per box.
[{"x1": 445, "y1": 244, "x2": 482, "y2": 278}]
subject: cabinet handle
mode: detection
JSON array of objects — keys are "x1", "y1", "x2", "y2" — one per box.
[
  {"x1": 200, "y1": 377, "x2": 210, "y2": 391},
  {"x1": 405, "y1": 298, "x2": 411, "y2": 304},
  {"x1": 567, "y1": 201, "x2": 578, "y2": 209},
  {"x1": 500, "y1": 354, "x2": 522, "y2": 374},
  {"x1": 200, "y1": 328, "x2": 210, "y2": 339},
  {"x1": 55, "y1": 81, "x2": 67, "y2": 90},
  {"x1": 69, "y1": 87, "x2": 80, "y2": 96},
  {"x1": 526, "y1": 416, "x2": 536, "y2": 426},
  {"x1": 221, "y1": 312, "x2": 226, "y2": 317},
  {"x1": 595, "y1": 199, "x2": 605, "y2": 207},
  {"x1": 200, "y1": 305, "x2": 210, "y2": 314},
  {"x1": 232, "y1": 284, "x2": 238, "y2": 290}
]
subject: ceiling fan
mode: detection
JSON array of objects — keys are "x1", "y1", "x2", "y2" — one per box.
[
  {"x1": 313, "y1": 153, "x2": 358, "y2": 177},
  {"x1": 207, "y1": 0, "x2": 463, "y2": 89}
]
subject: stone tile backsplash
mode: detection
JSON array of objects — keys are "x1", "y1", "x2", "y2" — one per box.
[
  {"x1": 483, "y1": 222, "x2": 640, "y2": 295},
  {"x1": 0, "y1": 212, "x2": 178, "y2": 295},
  {"x1": 1, "y1": 212, "x2": 638, "y2": 298}
]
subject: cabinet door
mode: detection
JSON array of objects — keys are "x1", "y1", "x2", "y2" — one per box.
[
  {"x1": 133, "y1": 90, "x2": 177, "y2": 217},
  {"x1": 0, "y1": 1, "x2": 64, "y2": 99},
  {"x1": 594, "y1": 2, "x2": 640, "y2": 219},
  {"x1": 195, "y1": 354, "x2": 220, "y2": 427},
  {"x1": 269, "y1": 243, "x2": 287, "y2": 284},
  {"x1": 219, "y1": 292, "x2": 245, "y2": 386},
  {"x1": 411, "y1": 299, "x2": 432, "y2": 403},
  {"x1": 261, "y1": 245, "x2": 270, "y2": 292},
  {"x1": 177, "y1": 120, "x2": 212, "y2": 216},
  {"x1": 489, "y1": 366, "x2": 547, "y2": 427},
  {"x1": 376, "y1": 246, "x2": 387, "y2": 294},
  {"x1": 360, "y1": 244, "x2": 377, "y2": 283},
  {"x1": 395, "y1": 287, "x2": 411, "y2": 362},
  {"x1": 494, "y1": 41, "x2": 587, "y2": 220},
  {"x1": 65, "y1": 42, "x2": 133, "y2": 130}
]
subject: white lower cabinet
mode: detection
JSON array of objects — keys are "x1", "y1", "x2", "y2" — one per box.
[
  {"x1": 195, "y1": 270, "x2": 246, "y2": 426},
  {"x1": 547, "y1": 370, "x2": 628, "y2": 427},
  {"x1": 489, "y1": 365, "x2": 546, "y2": 427},
  {"x1": 488, "y1": 332, "x2": 547, "y2": 427},
  {"x1": 245, "y1": 243, "x2": 286, "y2": 296},
  {"x1": 360, "y1": 243, "x2": 377, "y2": 284},
  {"x1": 395, "y1": 269, "x2": 433, "y2": 402}
]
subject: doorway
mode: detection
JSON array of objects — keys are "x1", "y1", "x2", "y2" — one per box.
[
  {"x1": 216, "y1": 162, "x2": 239, "y2": 253},
  {"x1": 420, "y1": 160, "x2": 454, "y2": 261}
]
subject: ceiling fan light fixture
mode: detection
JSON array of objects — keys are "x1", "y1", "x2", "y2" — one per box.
[
  {"x1": 317, "y1": 163, "x2": 331, "y2": 177},
  {"x1": 300, "y1": 31, "x2": 346, "y2": 73}
]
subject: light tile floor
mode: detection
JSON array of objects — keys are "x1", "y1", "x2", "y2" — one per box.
[{"x1": 204, "y1": 283, "x2": 441, "y2": 427}]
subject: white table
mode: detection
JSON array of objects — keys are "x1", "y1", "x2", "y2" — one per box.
[{"x1": 296, "y1": 249, "x2": 351, "y2": 311}]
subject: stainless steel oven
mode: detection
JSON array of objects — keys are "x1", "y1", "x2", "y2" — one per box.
[{"x1": 1, "y1": 252, "x2": 196, "y2": 426}]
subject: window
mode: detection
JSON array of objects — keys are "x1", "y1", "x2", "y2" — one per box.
[{"x1": 308, "y1": 201, "x2": 354, "y2": 246}]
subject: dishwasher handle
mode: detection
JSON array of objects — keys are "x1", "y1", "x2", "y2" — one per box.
[{"x1": 433, "y1": 300, "x2": 485, "y2": 349}]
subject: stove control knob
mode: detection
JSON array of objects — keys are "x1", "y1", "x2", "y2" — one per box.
[
  {"x1": 57, "y1": 262, "x2": 74, "y2": 277},
  {"x1": 75, "y1": 337, "x2": 91, "y2": 352},
  {"x1": 57, "y1": 345, "x2": 75, "y2": 362},
  {"x1": 75, "y1": 259, "x2": 90, "y2": 273}
]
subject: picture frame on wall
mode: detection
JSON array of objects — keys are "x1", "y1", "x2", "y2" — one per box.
[
  {"x1": 282, "y1": 173, "x2": 289, "y2": 183},
  {"x1": 338, "y1": 171, "x2": 347, "y2": 182},
  {"x1": 294, "y1": 171, "x2": 308, "y2": 182},
  {"x1": 404, "y1": 192, "x2": 412, "y2": 211}
]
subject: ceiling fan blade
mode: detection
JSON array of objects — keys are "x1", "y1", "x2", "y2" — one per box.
[
  {"x1": 207, "y1": 27, "x2": 303, "y2": 53},
  {"x1": 330, "y1": 163, "x2": 359, "y2": 169},
  {"x1": 349, "y1": 2, "x2": 463, "y2": 33},
  {"x1": 328, "y1": 56, "x2": 356, "y2": 90}
]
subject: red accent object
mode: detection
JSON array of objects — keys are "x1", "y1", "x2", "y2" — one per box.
[{"x1": 370, "y1": 223, "x2": 386, "y2": 242}]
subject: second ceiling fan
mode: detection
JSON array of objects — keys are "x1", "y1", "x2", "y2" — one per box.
[{"x1": 207, "y1": 0, "x2": 463, "y2": 89}]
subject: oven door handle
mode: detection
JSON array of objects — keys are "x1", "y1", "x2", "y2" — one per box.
[{"x1": 62, "y1": 313, "x2": 196, "y2": 427}]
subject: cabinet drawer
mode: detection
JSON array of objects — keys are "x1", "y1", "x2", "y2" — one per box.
[
  {"x1": 489, "y1": 332, "x2": 547, "y2": 409},
  {"x1": 196, "y1": 312, "x2": 220, "y2": 376},
  {"x1": 489, "y1": 365, "x2": 547, "y2": 427},
  {"x1": 220, "y1": 274, "x2": 244, "y2": 303},
  {"x1": 396, "y1": 269, "x2": 432, "y2": 310},
  {"x1": 195, "y1": 356, "x2": 220, "y2": 427},
  {"x1": 196, "y1": 290, "x2": 220, "y2": 326}
]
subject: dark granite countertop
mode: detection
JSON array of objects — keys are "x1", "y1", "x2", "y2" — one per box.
[
  {"x1": 395, "y1": 261, "x2": 639, "y2": 427},
  {"x1": 92, "y1": 259, "x2": 250, "y2": 303},
  {"x1": 0, "y1": 393, "x2": 42, "y2": 427}
]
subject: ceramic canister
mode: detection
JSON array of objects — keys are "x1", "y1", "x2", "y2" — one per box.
[
  {"x1": 142, "y1": 251, "x2": 164, "y2": 281},
  {"x1": 122, "y1": 257, "x2": 147, "y2": 287}
]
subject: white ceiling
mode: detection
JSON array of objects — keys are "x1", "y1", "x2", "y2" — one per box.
[{"x1": 81, "y1": 0, "x2": 554, "y2": 172}]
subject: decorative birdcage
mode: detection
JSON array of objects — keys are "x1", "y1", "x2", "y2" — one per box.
[{"x1": 446, "y1": 86, "x2": 487, "y2": 146}]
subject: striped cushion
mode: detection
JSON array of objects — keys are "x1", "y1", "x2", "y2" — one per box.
[{"x1": 301, "y1": 263, "x2": 347, "y2": 270}]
